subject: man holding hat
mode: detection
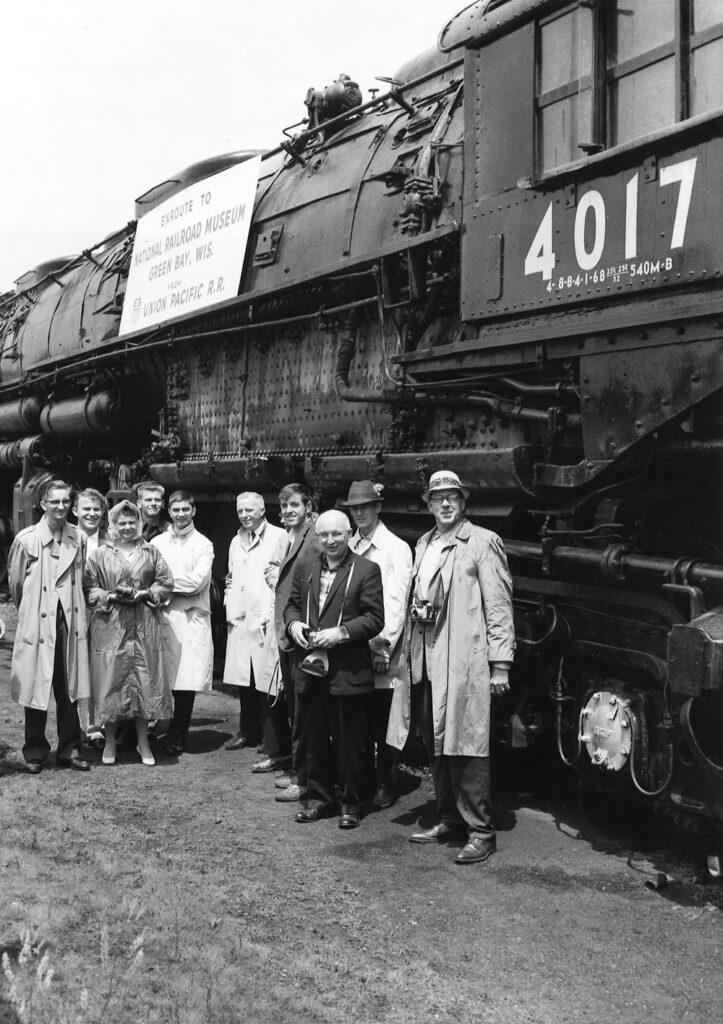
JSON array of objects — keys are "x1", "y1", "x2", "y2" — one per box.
[
  {"x1": 387, "y1": 470, "x2": 515, "y2": 864},
  {"x1": 343, "y1": 480, "x2": 413, "y2": 809}
]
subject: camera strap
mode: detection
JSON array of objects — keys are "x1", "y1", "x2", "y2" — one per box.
[{"x1": 307, "y1": 561, "x2": 355, "y2": 627}]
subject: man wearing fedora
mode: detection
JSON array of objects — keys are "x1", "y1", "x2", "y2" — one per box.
[
  {"x1": 342, "y1": 480, "x2": 413, "y2": 809},
  {"x1": 387, "y1": 470, "x2": 515, "y2": 864}
]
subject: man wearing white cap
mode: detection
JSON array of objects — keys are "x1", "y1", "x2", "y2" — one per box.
[{"x1": 387, "y1": 470, "x2": 515, "y2": 864}]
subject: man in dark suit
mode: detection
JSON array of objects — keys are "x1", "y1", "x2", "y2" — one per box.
[
  {"x1": 284, "y1": 509, "x2": 384, "y2": 829},
  {"x1": 265, "y1": 483, "x2": 320, "y2": 802}
]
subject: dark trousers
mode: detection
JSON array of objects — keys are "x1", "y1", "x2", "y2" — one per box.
[
  {"x1": 297, "y1": 681, "x2": 373, "y2": 813},
  {"x1": 281, "y1": 648, "x2": 306, "y2": 782},
  {"x1": 412, "y1": 675, "x2": 494, "y2": 841},
  {"x1": 166, "y1": 691, "x2": 196, "y2": 746},
  {"x1": 23, "y1": 607, "x2": 82, "y2": 764},
  {"x1": 370, "y1": 688, "x2": 396, "y2": 789},
  {"x1": 239, "y1": 664, "x2": 291, "y2": 759}
]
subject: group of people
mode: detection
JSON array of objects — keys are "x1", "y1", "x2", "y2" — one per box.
[
  {"x1": 7, "y1": 468, "x2": 515, "y2": 865},
  {"x1": 8, "y1": 481, "x2": 214, "y2": 769}
]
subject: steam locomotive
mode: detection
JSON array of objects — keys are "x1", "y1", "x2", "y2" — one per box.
[{"x1": 2, "y1": 0, "x2": 723, "y2": 867}]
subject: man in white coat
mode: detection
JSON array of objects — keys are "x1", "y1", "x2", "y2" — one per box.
[
  {"x1": 223, "y1": 492, "x2": 289, "y2": 767},
  {"x1": 387, "y1": 470, "x2": 515, "y2": 864},
  {"x1": 343, "y1": 480, "x2": 412, "y2": 809},
  {"x1": 152, "y1": 490, "x2": 214, "y2": 755},
  {"x1": 8, "y1": 478, "x2": 91, "y2": 773}
]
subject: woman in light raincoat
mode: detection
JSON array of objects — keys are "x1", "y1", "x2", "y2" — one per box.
[{"x1": 84, "y1": 500, "x2": 174, "y2": 766}]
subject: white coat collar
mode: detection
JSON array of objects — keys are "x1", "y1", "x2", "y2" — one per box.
[{"x1": 351, "y1": 519, "x2": 390, "y2": 552}]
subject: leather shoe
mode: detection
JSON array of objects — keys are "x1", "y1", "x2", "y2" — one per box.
[
  {"x1": 274, "y1": 774, "x2": 293, "y2": 789},
  {"x1": 295, "y1": 804, "x2": 334, "y2": 823},
  {"x1": 372, "y1": 784, "x2": 394, "y2": 810},
  {"x1": 24, "y1": 761, "x2": 42, "y2": 775},
  {"x1": 251, "y1": 756, "x2": 290, "y2": 773},
  {"x1": 56, "y1": 756, "x2": 91, "y2": 772},
  {"x1": 225, "y1": 735, "x2": 257, "y2": 751},
  {"x1": 275, "y1": 783, "x2": 308, "y2": 802},
  {"x1": 339, "y1": 813, "x2": 361, "y2": 830},
  {"x1": 454, "y1": 837, "x2": 496, "y2": 864},
  {"x1": 409, "y1": 822, "x2": 466, "y2": 844},
  {"x1": 165, "y1": 742, "x2": 184, "y2": 756}
]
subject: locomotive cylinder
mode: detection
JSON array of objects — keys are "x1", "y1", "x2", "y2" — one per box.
[
  {"x1": 39, "y1": 390, "x2": 122, "y2": 438},
  {"x1": 0, "y1": 396, "x2": 42, "y2": 437},
  {"x1": 0, "y1": 435, "x2": 53, "y2": 469}
]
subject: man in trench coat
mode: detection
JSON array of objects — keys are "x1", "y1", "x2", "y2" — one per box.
[
  {"x1": 8, "y1": 478, "x2": 91, "y2": 773},
  {"x1": 387, "y1": 470, "x2": 515, "y2": 863},
  {"x1": 223, "y1": 491, "x2": 289, "y2": 761}
]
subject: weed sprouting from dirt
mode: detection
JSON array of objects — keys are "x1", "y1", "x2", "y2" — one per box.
[
  {"x1": 1, "y1": 925, "x2": 54, "y2": 1023},
  {"x1": 1, "y1": 898, "x2": 146, "y2": 1024}
]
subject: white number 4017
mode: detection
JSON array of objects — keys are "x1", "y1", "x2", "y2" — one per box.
[{"x1": 523, "y1": 157, "x2": 697, "y2": 282}]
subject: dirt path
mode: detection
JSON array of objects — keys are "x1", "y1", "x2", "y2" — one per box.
[{"x1": 1, "y1": 603, "x2": 722, "y2": 1024}]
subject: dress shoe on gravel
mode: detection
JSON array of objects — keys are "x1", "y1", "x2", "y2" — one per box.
[
  {"x1": 454, "y1": 837, "x2": 496, "y2": 864},
  {"x1": 275, "y1": 784, "x2": 308, "y2": 802},
  {"x1": 24, "y1": 762, "x2": 42, "y2": 775},
  {"x1": 251, "y1": 756, "x2": 290, "y2": 773},
  {"x1": 339, "y1": 813, "x2": 361, "y2": 830},
  {"x1": 225, "y1": 735, "x2": 257, "y2": 751},
  {"x1": 372, "y1": 784, "x2": 394, "y2": 809},
  {"x1": 274, "y1": 774, "x2": 293, "y2": 789},
  {"x1": 409, "y1": 822, "x2": 466, "y2": 844},
  {"x1": 295, "y1": 804, "x2": 334, "y2": 823},
  {"x1": 165, "y1": 742, "x2": 184, "y2": 756},
  {"x1": 56, "y1": 756, "x2": 91, "y2": 772}
]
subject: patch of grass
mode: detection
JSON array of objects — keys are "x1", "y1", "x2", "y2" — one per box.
[{"x1": 1, "y1": 899, "x2": 147, "y2": 1024}]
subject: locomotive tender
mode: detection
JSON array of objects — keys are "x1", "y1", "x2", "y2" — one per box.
[{"x1": 2, "y1": 0, "x2": 723, "y2": 864}]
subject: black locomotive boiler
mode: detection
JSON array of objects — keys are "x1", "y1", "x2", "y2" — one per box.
[{"x1": 2, "y1": 0, "x2": 723, "y2": 867}]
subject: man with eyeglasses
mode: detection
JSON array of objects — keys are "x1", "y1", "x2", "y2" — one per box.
[
  {"x1": 284, "y1": 509, "x2": 384, "y2": 829},
  {"x1": 8, "y1": 479, "x2": 91, "y2": 773},
  {"x1": 388, "y1": 470, "x2": 515, "y2": 864}
]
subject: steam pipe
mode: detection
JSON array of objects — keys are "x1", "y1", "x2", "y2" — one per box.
[
  {"x1": 506, "y1": 540, "x2": 723, "y2": 587},
  {"x1": 334, "y1": 334, "x2": 399, "y2": 403},
  {"x1": 333, "y1": 335, "x2": 585, "y2": 430},
  {"x1": 498, "y1": 377, "x2": 578, "y2": 398}
]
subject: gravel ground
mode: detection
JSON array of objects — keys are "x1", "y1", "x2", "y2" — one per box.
[{"x1": 1, "y1": 601, "x2": 722, "y2": 1024}]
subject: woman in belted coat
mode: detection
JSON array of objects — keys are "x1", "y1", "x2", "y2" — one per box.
[{"x1": 84, "y1": 500, "x2": 174, "y2": 766}]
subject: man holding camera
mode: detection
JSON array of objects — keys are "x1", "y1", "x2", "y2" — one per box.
[
  {"x1": 388, "y1": 471, "x2": 515, "y2": 864},
  {"x1": 284, "y1": 509, "x2": 384, "y2": 829}
]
